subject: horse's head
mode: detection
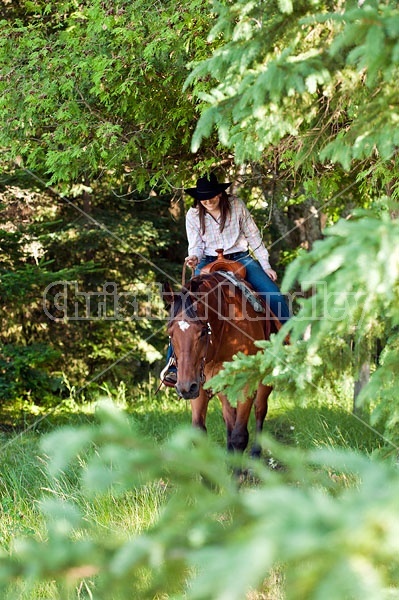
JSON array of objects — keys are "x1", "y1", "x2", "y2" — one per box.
[{"x1": 163, "y1": 280, "x2": 211, "y2": 399}]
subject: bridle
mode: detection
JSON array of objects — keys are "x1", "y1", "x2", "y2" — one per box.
[{"x1": 168, "y1": 272, "x2": 231, "y2": 394}]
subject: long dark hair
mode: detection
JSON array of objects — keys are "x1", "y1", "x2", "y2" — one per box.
[{"x1": 196, "y1": 191, "x2": 231, "y2": 234}]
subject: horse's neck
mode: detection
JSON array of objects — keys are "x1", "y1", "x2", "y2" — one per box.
[{"x1": 205, "y1": 278, "x2": 268, "y2": 343}]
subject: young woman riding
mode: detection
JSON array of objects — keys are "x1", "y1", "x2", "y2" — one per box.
[{"x1": 161, "y1": 173, "x2": 290, "y2": 386}]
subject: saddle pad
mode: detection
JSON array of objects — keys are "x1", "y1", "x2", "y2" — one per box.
[{"x1": 215, "y1": 270, "x2": 265, "y2": 313}]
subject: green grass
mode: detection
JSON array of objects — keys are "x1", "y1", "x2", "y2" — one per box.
[{"x1": 0, "y1": 376, "x2": 385, "y2": 598}]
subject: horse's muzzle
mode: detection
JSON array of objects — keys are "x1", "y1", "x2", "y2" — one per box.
[{"x1": 176, "y1": 380, "x2": 200, "y2": 399}]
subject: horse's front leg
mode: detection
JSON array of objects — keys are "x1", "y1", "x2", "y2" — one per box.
[
  {"x1": 219, "y1": 392, "x2": 254, "y2": 453},
  {"x1": 218, "y1": 392, "x2": 237, "y2": 452},
  {"x1": 190, "y1": 387, "x2": 210, "y2": 433},
  {"x1": 251, "y1": 384, "x2": 273, "y2": 458},
  {"x1": 232, "y1": 396, "x2": 254, "y2": 453}
]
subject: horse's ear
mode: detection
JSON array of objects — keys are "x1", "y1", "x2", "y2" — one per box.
[{"x1": 162, "y1": 281, "x2": 175, "y2": 308}]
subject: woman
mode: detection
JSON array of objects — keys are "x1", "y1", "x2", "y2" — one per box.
[{"x1": 161, "y1": 173, "x2": 290, "y2": 386}]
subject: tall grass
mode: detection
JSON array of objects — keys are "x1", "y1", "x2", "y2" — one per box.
[{"x1": 0, "y1": 376, "x2": 384, "y2": 598}]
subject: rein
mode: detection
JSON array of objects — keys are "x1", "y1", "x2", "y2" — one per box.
[
  {"x1": 182, "y1": 259, "x2": 194, "y2": 286},
  {"x1": 194, "y1": 276, "x2": 229, "y2": 388},
  {"x1": 199, "y1": 322, "x2": 212, "y2": 385}
]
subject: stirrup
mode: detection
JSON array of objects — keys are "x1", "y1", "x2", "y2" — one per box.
[{"x1": 160, "y1": 359, "x2": 177, "y2": 387}]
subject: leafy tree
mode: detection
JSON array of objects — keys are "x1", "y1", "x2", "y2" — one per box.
[
  {"x1": 0, "y1": 0, "x2": 230, "y2": 405},
  {"x1": 0, "y1": 0, "x2": 226, "y2": 189},
  {"x1": 188, "y1": 0, "x2": 399, "y2": 173},
  {"x1": 0, "y1": 0, "x2": 241, "y2": 406},
  {"x1": 183, "y1": 0, "x2": 399, "y2": 259}
]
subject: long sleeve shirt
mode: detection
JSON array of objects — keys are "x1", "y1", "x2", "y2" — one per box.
[{"x1": 186, "y1": 196, "x2": 271, "y2": 271}]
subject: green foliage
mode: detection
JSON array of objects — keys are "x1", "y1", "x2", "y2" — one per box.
[
  {"x1": 1, "y1": 401, "x2": 399, "y2": 598},
  {"x1": 188, "y1": 0, "x2": 399, "y2": 170},
  {"x1": 0, "y1": 0, "x2": 224, "y2": 188},
  {"x1": 0, "y1": 343, "x2": 62, "y2": 403}
]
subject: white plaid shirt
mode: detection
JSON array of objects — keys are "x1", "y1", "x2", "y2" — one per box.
[{"x1": 186, "y1": 196, "x2": 271, "y2": 271}]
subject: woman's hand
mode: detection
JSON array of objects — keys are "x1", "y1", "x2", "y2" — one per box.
[
  {"x1": 185, "y1": 256, "x2": 199, "y2": 269},
  {"x1": 265, "y1": 268, "x2": 277, "y2": 282}
]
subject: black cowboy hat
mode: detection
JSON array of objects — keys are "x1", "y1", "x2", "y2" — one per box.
[{"x1": 184, "y1": 173, "x2": 231, "y2": 201}]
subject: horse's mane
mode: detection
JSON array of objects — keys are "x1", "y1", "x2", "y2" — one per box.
[
  {"x1": 169, "y1": 289, "x2": 197, "y2": 321},
  {"x1": 168, "y1": 273, "x2": 223, "y2": 323}
]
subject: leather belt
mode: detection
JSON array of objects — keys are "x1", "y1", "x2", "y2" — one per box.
[{"x1": 205, "y1": 251, "x2": 249, "y2": 261}]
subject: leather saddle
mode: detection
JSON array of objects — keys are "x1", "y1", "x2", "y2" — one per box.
[
  {"x1": 199, "y1": 248, "x2": 284, "y2": 338},
  {"x1": 200, "y1": 248, "x2": 246, "y2": 279}
]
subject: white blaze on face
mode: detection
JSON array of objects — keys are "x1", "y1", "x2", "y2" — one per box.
[{"x1": 178, "y1": 320, "x2": 191, "y2": 331}]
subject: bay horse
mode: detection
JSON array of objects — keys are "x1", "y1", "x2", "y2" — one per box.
[{"x1": 162, "y1": 271, "x2": 279, "y2": 455}]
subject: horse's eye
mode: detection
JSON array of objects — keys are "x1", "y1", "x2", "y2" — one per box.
[{"x1": 200, "y1": 328, "x2": 207, "y2": 338}]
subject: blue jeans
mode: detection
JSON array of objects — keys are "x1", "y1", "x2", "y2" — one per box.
[{"x1": 196, "y1": 252, "x2": 290, "y2": 323}]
